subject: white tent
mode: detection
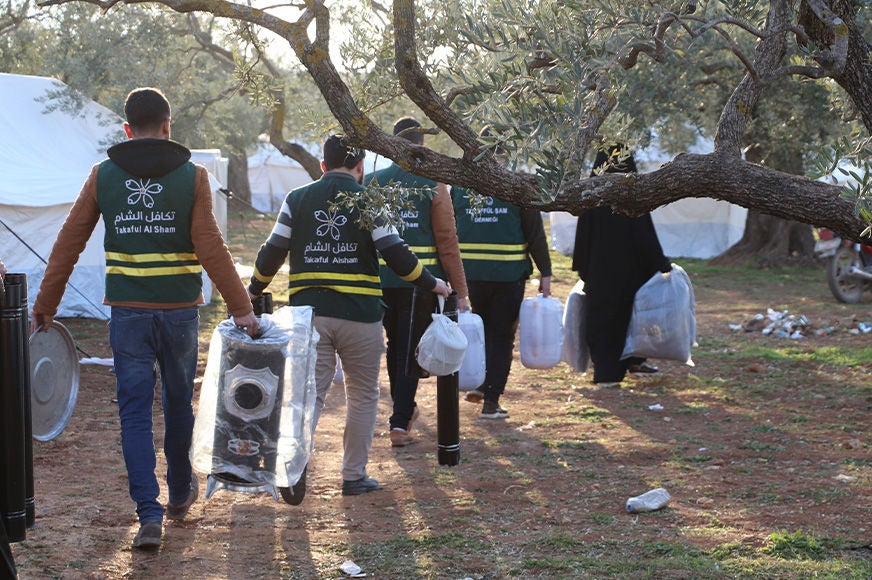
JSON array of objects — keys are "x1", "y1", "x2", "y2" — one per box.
[
  {"x1": 247, "y1": 142, "x2": 311, "y2": 212},
  {"x1": 0, "y1": 74, "x2": 228, "y2": 319},
  {"x1": 0, "y1": 74, "x2": 123, "y2": 319},
  {"x1": 550, "y1": 134, "x2": 748, "y2": 259}
]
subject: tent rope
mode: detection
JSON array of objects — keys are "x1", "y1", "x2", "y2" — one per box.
[{"x1": 0, "y1": 216, "x2": 109, "y2": 320}]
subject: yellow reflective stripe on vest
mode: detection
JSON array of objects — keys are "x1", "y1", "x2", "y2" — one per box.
[
  {"x1": 105, "y1": 251, "x2": 198, "y2": 262},
  {"x1": 288, "y1": 285, "x2": 383, "y2": 297},
  {"x1": 458, "y1": 242, "x2": 528, "y2": 262},
  {"x1": 106, "y1": 264, "x2": 203, "y2": 276},
  {"x1": 458, "y1": 243, "x2": 527, "y2": 251},
  {"x1": 460, "y1": 252, "x2": 527, "y2": 262},
  {"x1": 288, "y1": 272, "x2": 381, "y2": 284}
]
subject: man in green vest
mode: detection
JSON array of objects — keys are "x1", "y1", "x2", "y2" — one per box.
[
  {"x1": 248, "y1": 134, "x2": 450, "y2": 496},
  {"x1": 452, "y1": 129, "x2": 552, "y2": 419},
  {"x1": 31, "y1": 87, "x2": 258, "y2": 550},
  {"x1": 367, "y1": 116, "x2": 469, "y2": 448}
]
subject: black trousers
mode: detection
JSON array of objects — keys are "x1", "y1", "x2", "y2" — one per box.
[
  {"x1": 381, "y1": 287, "x2": 421, "y2": 430},
  {"x1": 585, "y1": 294, "x2": 643, "y2": 383},
  {"x1": 467, "y1": 279, "x2": 526, "y2": 403}
]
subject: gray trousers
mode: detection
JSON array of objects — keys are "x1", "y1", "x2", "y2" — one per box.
[{"x1": 311, "y1": 316, "x2": 385, "y2": 481}]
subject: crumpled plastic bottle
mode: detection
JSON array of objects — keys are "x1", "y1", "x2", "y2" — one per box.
[{"x1": 626, "y1": 487, "x2": 671, "y2": 513}]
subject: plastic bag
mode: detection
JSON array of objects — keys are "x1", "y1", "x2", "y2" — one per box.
[
  {"x1": 519, "y1": 295, "x2": 564, "y2": 369},
  {"x1": 621, "y1": 264, "x2": 696, "y2": 365},
  {"x1": 192, "y1": 306, "x2": 318, "y2": 491},
  {"x1": 549, "y1": 211, "x2": 578, "y2": 256},
  {"x1": 457, "y1": 311, "x2": 486, "y2": 391},
  {"x1": 561, "y1": 280, "x2": 590, "y2": 372},
  {"x1": 415, "y1": 296, "x2": 468, "y2": 376}
]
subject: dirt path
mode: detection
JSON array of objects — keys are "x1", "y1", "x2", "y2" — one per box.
[{"x1": 9, "y1": 253, "x2": 872, "y2": 578}]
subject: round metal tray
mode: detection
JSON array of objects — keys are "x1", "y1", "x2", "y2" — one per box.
[{"x1": 29, "y1": 321, "x2": 79, "y2": 441}]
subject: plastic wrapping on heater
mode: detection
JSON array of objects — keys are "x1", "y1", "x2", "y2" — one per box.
[{"x1": 192, "y1": 306, "x2": 318, "y2": 489}]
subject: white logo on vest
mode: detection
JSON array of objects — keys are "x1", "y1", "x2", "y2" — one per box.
[
  {"x1": 314, "y1": 209, "x2": 347, "y2": 241},
  {"x1": 125, "y1": 178, "x2": 163, "y2": 208}
]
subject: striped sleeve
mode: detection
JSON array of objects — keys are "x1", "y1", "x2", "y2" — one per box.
[
  {"x1": 266, "y1": 198, "x2": 293, "y2": 246},
  {"x1": 249, "y1": 198, "x2": 293, "y2": 295},
  {"x1": 373, "y1": 221, "x2": 436, "y2": 290}
]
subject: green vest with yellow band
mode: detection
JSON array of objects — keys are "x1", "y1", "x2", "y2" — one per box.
[
  {"x1": 286, "y1": 175, "x2": 383, "y2": 322},
  {"x1": 367, "y1": 164, "x2": 445, "y2": 288},
  {"x1": 452, "y1": 187, "x2": 532, "y2": 282},
  {"x1": 96, "y1": 160, "x2": 202, "y2": 303}
]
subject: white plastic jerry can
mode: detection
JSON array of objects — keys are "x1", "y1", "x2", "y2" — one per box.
[
  {"x1": 457, "y1": 311, "x2": 486, "y2": 391},
  {"x1": 519, "y1": 295, "x2": 564, "y2": 369}
]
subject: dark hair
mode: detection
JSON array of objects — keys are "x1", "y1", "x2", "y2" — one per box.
[
  {"x1": 323, "y1": 134, "x2": 366, "y2": 170},
  {"x1": 124, "y1": 88, "x2": 171, "y2": 133},
  {"x1": 393, "y1": 116, "x2": 423, "y2": 144},
  {"x1": 590, "y1": 143, "x2": 637, "y2": 175}
]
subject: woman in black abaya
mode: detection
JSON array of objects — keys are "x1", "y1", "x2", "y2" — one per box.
[{"x1": 571, "y1": 145, "x2": 672, "y2": 386}]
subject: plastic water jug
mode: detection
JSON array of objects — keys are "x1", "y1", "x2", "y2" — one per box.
[
  {"x1": 457, "y1": 312, "x2": 486, "y2": 391},
  {"x1": 519, "y1": 295, "x2": 564, "y2": 369},
  {"x1": 561, "y1": 280, "x2": 589, "y2": 372}
]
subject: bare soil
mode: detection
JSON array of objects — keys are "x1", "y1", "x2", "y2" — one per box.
[{"x1": 9, "y1": 217, "x2": 872, "y2": 579}]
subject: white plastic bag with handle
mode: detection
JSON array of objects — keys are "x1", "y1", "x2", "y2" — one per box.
[
  {"x1": 621, "y1": 264, "x2": 696, "y2": 365},
  {"x1": 415, "y1": 296, "x2": 468, "y2": 376}
]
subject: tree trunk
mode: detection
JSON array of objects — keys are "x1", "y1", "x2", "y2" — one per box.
[
  {"x1": 710, "y1": 212, "x2": 816, "y2": 266},
  {"x1": 710, "y1": 144, "x2": 816, "y2": 266},
  {"x1": 227, "y1": 152, "x2": 252, "y2": 205}
]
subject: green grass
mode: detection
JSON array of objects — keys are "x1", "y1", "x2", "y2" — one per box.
[{"x1": 736, "y1": 344, "x2": 872, "y2": 366}]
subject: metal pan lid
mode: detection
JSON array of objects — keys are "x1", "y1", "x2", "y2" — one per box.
[{"x1": 29, "y1": 321, "x2": 80, "y2": 441}]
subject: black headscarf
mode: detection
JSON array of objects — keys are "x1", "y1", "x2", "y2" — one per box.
[{"x1": 590, "y1": 144, "x2": 637, "y2": 176}]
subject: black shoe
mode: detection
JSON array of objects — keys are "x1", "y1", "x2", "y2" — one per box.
[
  {"x1": 480, "y1": 401, "x2": 509, "y2": 419},
  {"x1": 132, "y1": 521, "x2": 162, "y2": 550},
  {"x1": 342, "y1": 476, "x2": 380, "y2": 496},
  {"x1": 628, "y1": 363, "x2": 659, "y2": 374},
  {"x1": 166, "y1": 473, "x2": 199, "y2": 521}
]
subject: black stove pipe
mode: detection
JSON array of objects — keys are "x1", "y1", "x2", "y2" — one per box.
[{"x1": 0, "y1": 273, "x2": 33, "y2": 542}]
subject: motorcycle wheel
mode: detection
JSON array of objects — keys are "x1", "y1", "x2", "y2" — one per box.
[{"x1": 827, "y1": 246, "x2": 865, "y2": 303}]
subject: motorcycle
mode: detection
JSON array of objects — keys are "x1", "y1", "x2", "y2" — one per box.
[{"x1": 816, "y1": 228, "x2": 872, "y2": 303}]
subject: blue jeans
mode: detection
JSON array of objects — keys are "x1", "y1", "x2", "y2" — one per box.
[{"x1": 109, "y1": 306, "x2": 199, "y2": 523}]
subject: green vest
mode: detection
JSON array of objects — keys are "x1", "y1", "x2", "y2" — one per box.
[
  {"x1": 367, "y1": 164, "x2": 445, "y2": 288},
  {"x1": 96, "y1": 161, "x2": 202, "y2": 303},
  {"x1": 452, "y1": 187, "x2": 532, "y2": 282},
  {"x1": 286, "y1": 174, "x2": 383, "y2": 322}
]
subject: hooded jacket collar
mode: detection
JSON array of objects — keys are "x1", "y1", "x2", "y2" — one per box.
[{"x1": 107, "y1": 138, "x2": 191, "y2": 178}]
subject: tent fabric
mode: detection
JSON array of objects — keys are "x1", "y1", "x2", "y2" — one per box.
[
  {"x1": 548, "y1": 200, "x2": 748, "y2": 260},
  {"x1": 549, "y1": 133, "x2": 748, "y2": 260},
  {"x1": 0, "y1": 73, "x2": 124, "y2": 320},
  {"x1": 650, "y1": 199, "x2": 747, "y2": 259},
  {"x1": 247, "y1": 143, "x2": 311, "y2": 212},
  {"x1": 0, "y1": 74, "x2": 229, "y2": 319}
]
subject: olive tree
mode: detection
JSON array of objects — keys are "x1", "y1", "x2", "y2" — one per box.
[{"x1": 33, "y1": 0, "x2": 872, "y2": 241}]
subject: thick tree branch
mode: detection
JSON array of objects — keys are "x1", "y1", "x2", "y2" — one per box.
[
  {"x1": 713, "y1": 0, "x2": 791, "y2": 156},
  {"x1": 392, "y1": 0, "x2": 480, "y2": 155},
  {"x1": 550, "y1": 152, "x2": 865, "y2": 241},
  {"x1": 799, "y1": 0, "x2": 870, "y2": 131}
]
